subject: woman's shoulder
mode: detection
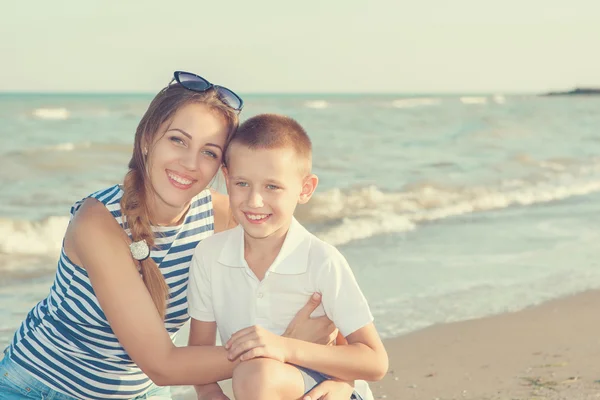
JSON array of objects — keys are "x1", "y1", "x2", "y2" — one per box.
[
  {"x1": 70, "y1": 185, "x2": 123, "y2": 216},
  {"x1": 64, "y1": 194, "x2": 128, "y2": 268},
  {"x1": 87, "y1": 185, "x2": 124, "y2": 207},
  {"x1": 66, "y1": 184, "x2": 126, "y2": 248}
]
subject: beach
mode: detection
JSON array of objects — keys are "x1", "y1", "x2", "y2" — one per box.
[{"x1": 371, "y1": 289, "x2": 600, "y2": 400}]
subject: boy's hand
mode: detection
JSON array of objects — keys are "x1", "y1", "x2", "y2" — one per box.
[
  {"x1": 226, "y1": 325, "x2": 290, "y2": 362},
  {"x1": 303, "y1": 379, "x2": 355, "y2": 400}
]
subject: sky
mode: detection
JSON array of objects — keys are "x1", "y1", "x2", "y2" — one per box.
[{"x1": 1, "y1": 0, "x2": 599, "y2": 94}]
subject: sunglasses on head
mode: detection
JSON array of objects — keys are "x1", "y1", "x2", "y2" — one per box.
[{"x1": 168, "y1": 71, "x2": 243, "y2": 111}]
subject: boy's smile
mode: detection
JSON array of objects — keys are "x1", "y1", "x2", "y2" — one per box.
[{"x1": 244, "y1": 212, "x2": 272, "y2": 223}]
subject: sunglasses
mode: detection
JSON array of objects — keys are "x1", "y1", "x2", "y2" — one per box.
[{"x1": 168, "y1": 71, "x2": 243, "y2": 111}]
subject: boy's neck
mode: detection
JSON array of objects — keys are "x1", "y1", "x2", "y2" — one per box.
[{"x1": 243, "y1": 223, "x2": 291, "y2": 281}]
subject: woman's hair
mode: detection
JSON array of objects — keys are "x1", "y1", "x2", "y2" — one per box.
[{"x1": 121, "y1": 84, "x2": 239, "y2": 318}]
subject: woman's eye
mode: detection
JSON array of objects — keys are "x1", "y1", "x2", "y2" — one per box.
[
  {"x1": 202, "y1": 150, "x2": 218, "y2": 159},
  {"x1": 169, "y1": 136, "x2": 185, "y2": 146}
]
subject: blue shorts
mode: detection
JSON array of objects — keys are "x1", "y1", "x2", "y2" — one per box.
[
  {"x1": 0, "y1": 348, "x2": 171, "y2": 399},
  {"x1": 296, "y1": 365, "x2": 367, "y2": 400}
]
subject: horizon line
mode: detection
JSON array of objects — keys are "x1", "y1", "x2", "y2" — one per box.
[{"x1": 0, "y1": 89, "x2": 545, "y2": 96}]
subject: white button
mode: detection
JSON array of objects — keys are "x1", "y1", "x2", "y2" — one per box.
[{"x1": 257, "y1": 293, "x2": 264, "y2": 298}]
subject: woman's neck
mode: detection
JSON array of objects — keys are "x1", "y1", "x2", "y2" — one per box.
[{"x1": 146, "y1": 196, "x2": 190, "y2": 227}]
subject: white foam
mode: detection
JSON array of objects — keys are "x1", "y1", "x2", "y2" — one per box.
[
  {"x1": 304, "y1": 100, "x2": 328, "y2": 109},
  {"x1": 43, "y1": 141, "x2": 92, "y2": 152},
  {"x1": 460, "y1": 96, "x2": 488, "y2": 105},
  {"x1": 0, "y1": 216, "x2": 69, "y2": 256},
  {"x1": 317, "y1": 214, "x2": 416, "y2": 246},
  {"x1": 10, "y1": 141, "x2": 95, "y2": 156},
  {"x1": 305, "y1": 174, "x2": 600, "y2": 247},
  {"x1": 32, "y1": 108, "x2": 70, "y2": 120},
  {"x1": 493, "y1": 94, "x2": 506, "y2": 104},
  {"x1": 392, "y1": 98, "x2": 441, "y2": 108}
]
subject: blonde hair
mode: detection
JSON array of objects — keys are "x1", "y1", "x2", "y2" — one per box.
[{"x1": 121, "y1": 84, "x2": 239, "y2": 318}]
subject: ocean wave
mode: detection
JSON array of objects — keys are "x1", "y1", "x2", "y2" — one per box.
[
  {"x1": 4, "y1": 165, "x2": 600, "y2": 256},
  {"x1": 460, "y1": 96, "x2": 488, "y2": 105},
  {"x1": 32, "y1": 108, "x2": 70, "y2": 120},
  {"x1": 493, "y1": 94, "x2": 506, "y2": 104},
  {"x1": 7, "y1": 142, "x2": 131, "y2": 157},
  {"x1": 40, "y1": 142, "x2": 92, "y2": 152},
  {"x1": 391, "y1": 98, "x2": 441, "y2": 109},
  {"x1": 304, "y1": 100, "x2": 328, "y2": 109},
  {"x1": 0, "y1": 216, "x2": 69, "y2": 256},
  {"x1": 299, "y1": 171, "x2": 600, "y2": 246}
]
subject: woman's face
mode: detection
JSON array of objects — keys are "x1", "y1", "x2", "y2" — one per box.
[{"x1": 145, "y1": 102, "x2": 229, "y2": 223}]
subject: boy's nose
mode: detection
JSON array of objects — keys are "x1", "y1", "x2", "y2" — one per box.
[{"x1": 247, "y1": 191, "x2": 264, "y2": 208}]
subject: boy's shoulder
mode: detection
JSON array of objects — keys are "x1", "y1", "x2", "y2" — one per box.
[{"x1": 297, "y1": 221, "x2": 347, "y2": 266}]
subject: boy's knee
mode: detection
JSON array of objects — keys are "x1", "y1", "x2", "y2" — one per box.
[{"x1": 232, "y1": 359, "x2": 285, "y2": 397}]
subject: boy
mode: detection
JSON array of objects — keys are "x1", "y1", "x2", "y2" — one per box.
[{"x1": 187, "y1": 114, "x2": 388, "y2": 400}]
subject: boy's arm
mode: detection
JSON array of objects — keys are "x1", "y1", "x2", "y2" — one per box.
[
  {"x1": 227, "y1": 249, "x2": 388, "y2": 381},
  {"x1": 189, "y1": 319, "x2": 229, "y2": 400},
  {"x1": 226, "y1": 322, "x2": 388, "y2": 382},
  {"x1": 292, "y1": 322, "x2": 388, "y2": 381}
]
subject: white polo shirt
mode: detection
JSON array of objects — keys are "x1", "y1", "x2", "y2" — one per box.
[{"x1": 187, "y1": 217, "x2": 374, "y2": 344}]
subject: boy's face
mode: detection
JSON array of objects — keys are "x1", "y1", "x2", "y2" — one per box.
[{"x1": 224, "y1": 143, "x2": 317, "y2": 241}]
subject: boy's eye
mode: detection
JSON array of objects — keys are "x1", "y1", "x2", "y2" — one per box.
[
  {"x1": 266, "y1": 184, "x2": 280, "y2": 190},
  {"x1": 235, "y1": 182, "x2": 248, "y2": 187}
]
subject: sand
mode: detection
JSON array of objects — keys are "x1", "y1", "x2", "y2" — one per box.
[{"x1": 371, "y1": 290, "x2": 600, "y2": 400}]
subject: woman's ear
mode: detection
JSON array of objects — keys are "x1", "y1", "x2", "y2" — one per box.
[
  {"x1": 298, "y1": 174, "x2": 319, "y2": 204},
  {"x1": 141, "y1": 136, "x2": 151, "y2": 156}
]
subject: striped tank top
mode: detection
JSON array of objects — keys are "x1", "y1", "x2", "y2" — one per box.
[{"x1": 7, "y1": 185, "x2": 214, "y2": 399}]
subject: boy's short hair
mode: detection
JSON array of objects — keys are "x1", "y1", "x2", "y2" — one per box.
[{"x1": 225, "y1": 114, "x2": 312, "y2": 174}]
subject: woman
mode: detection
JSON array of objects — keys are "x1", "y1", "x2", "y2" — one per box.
[{"x1": 0, "y1": 72, "x2": 353, "y2": 400}]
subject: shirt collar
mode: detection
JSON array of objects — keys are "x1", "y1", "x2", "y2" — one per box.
[{"x1": 217, "y1": 217, "x2": 310, "y2": 275}]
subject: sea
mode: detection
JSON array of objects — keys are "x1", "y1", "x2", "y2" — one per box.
[{"x1": 1, "y1": 92, "x2": 599, "y2": 396}]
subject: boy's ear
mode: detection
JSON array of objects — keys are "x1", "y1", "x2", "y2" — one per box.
[{"x1": 298, "y1": 174, "x2": 319, "y2": 204}]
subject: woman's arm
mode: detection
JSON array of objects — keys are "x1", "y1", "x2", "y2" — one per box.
[
  {"x1": 226, "y1": 322, "x2": 388, "y2": 382},
  {"x1": 66, "y1": 201, "x2": 338, "y2": 387},
  {"x1": 188, "y1": 320, "x2": 230, "y2": 400},
  {"x1": 65, "y1": 198, "x2": 236, "y2": 386}
]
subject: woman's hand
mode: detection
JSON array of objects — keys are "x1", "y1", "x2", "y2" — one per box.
[
  {"x1": 303, "y1": 379, "x2": 355, "y2": 400},
  {"x1": 283, "y1": 293, "x2": 338, "y2": 345}
]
